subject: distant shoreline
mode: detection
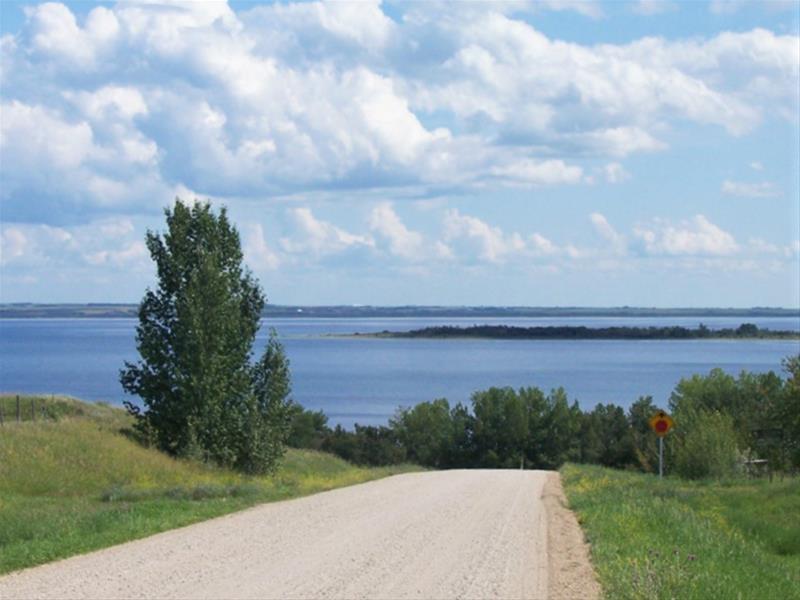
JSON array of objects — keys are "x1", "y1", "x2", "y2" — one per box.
[
  {"x1": 346, "y1": 324, "x2": 800, "y2": 341},
  {"x1": 2, "y1": 303, "x2": 799, "y2": 319}
]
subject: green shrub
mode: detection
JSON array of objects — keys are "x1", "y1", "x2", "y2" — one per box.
[{"x1": 672, "y1": 408, "x2": 739, "y2": 479}]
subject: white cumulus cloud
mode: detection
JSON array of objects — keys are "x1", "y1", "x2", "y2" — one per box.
[
  {"x1": 25, "y1": 3, "x2": 119, "y2": 69},
  {"x1": 603, "y1": 162, "x2": 631, "y2": 184},
  {"x1": 281, "y1": 207, "x2": 374, "y2": 257},
  {"x1": 0, "y1": 0, "x2": 797, "y2": 232},
  {"x1": 633, "y1": 215, "x2": 739, "y2": 256},
  {"x1": 721, "y1": 180, "x2": 780, "y2": 197},
  {"x1": 443, "y1": 209, "x2": 525, "y2": 264},
  {"x1": 590, "y1": 213, "x2": 627, "y2": 254},
  {"x1": 243, "y1": 223, "x2": 280, "y2": 271},
  {"x1": 490, "y1": 159, "x2": 584, "y2": 186},
  {"x1": 0, "y1": 227, "x2": 28, "y2": 265},
  {"x1": 369, "y1": 202, "x2": 425, "y2": 260},
  {"x1": 632, "y1": 1, "x2": 678, "y2": 16}
]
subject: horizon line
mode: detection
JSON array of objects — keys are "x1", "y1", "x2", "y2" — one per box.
[{"x1": 1, "y1": 303, "x2": 799, "y2": 311}]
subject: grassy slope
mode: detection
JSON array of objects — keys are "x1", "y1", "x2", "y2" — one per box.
[
  {"x1": 0, "y1": 395, "x2": 419, "y2": 574},
  {"x1": 561, "y1": 463, "x2": 800, "y2": 600}
]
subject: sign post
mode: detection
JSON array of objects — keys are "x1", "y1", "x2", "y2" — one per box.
[{"x1": 648, "y1": 411, "x2": 674, "y2": 478}]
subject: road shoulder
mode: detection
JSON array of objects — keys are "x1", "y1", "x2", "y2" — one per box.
[{"x1": 543, "y1": 471, "x2": 602, "y2": 600}]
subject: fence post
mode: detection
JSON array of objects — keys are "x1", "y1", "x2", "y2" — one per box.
[
  {"x1": 0, "y1": 402, "x2": 4, "y2": 426},
  {"x1": 16, "y1": 395, "x2": 21, "y2": 423},
  {"x1": 31, "y1": 398, "x2": 36, "y2": 422}
]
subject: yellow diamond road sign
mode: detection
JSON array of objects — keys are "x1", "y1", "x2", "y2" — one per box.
[{"x1": 649, "y1": 411, "x2": 674, "y2": 437}]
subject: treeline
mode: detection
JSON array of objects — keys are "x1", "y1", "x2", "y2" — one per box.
[
  {"x1": 288, "y1": 355, "x2": 800, "y2": 479},
  {"x1": 366, "y1": 323, "x2": 798, "y2": 340}
]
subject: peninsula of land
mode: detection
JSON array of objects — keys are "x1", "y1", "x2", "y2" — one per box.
[{"x1": 351, "y1": 324, "x2": 800, "y2": 340}]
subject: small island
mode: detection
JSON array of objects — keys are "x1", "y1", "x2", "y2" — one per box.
[{"x1": 353, "y1": 323, "x2": 800, "y2": 340}]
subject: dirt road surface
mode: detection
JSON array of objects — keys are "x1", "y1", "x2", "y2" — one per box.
[{"x1": 0, "y1": 470, "x2": 599, "y2": 599}]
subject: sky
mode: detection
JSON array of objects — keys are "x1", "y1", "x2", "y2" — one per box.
[{"x1": 0, "y1": 0, "x2": 798, "y2": 307}]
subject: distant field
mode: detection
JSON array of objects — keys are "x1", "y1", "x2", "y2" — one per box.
[
  {"x1": 2, "y1": 303, "x2": 798, "y2": 319},
  {"x1": 561, "y1": 464, "x2": 800, "y2": 600},
  {"x1": 0, "y1": 395, "x2": 420, "y2": 574}
]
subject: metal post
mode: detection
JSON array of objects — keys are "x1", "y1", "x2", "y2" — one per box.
[
  {"x1": 659, "y1": 436, "x2": 664, "y2": 479},
  {"x1": 16, "y1": 395, "x2": 21, "y2": 423},
  {"x1": 31, "y1": 398, "x2": 36, "y2": 422}
]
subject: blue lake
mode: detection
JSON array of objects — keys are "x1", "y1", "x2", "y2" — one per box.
[{"x1": 1, "y1": 316, "x2": 798, "y2": 427}]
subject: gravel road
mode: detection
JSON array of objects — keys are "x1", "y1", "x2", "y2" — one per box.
[{"x1": 0, "y1": 470, "x2": 599, "y2": 599}]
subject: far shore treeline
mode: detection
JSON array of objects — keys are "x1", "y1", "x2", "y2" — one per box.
[
  {"x1": 1, "y1": 303, "x2": 799, "y2": 320},
  {"x1": 288, "y1": 355, "x2": 800, "y2": 480}
]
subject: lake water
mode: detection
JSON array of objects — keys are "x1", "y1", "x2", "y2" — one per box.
[{"x1": 1, "y1": 316, "x2": 798, "y2": 427}]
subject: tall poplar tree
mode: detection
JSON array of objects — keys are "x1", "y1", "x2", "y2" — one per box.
[{"x1": 120, "y1": 199, "x2": 292, "y2": 473}]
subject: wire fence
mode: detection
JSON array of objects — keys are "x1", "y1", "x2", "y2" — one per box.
[{"x1": 0, "y1": 395, "x2": 54, "y2": 425}]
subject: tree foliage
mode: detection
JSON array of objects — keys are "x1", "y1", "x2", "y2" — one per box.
[
  {"x1": 321, "y1": 424, "x2": 406, "y2": 466},
  {"x1": 627, "y1": 396, "x2": 661, "y2": 472},
  {"x1": 287, "y1": 405, "x2": 329, "y2": 450},
  {"x1": 120, "y1": 200, "x2": 292, "y2": 473},
  {"x1": 288, "y1": 355, "x2": 799, "y2": 478},
  {"x1": 781, "y1": 355, "x2": 800, "y2": 466},
  {"x1": 668, "y1": 361, "x2": 799, "y2": 475},
  {"x1": 670, "y1": 408, "x2": 739, "y2": 479},
  {"x1": 390, "y1": 399, "x2": 457, "y2": 468},
  {"x1": 579, "y1": 403, "x2": 636, "y2": 469}
]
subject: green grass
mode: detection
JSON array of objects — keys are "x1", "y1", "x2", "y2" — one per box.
[
  {"x1": 561, "y1": 463, "x2": 800, "y2": 600},
  {"x1": 0, "y1": 394, "x2": 127, "y2": 426},
  {"x1": 0, "y1": 395, "x2": 420, "y2": 574}
]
